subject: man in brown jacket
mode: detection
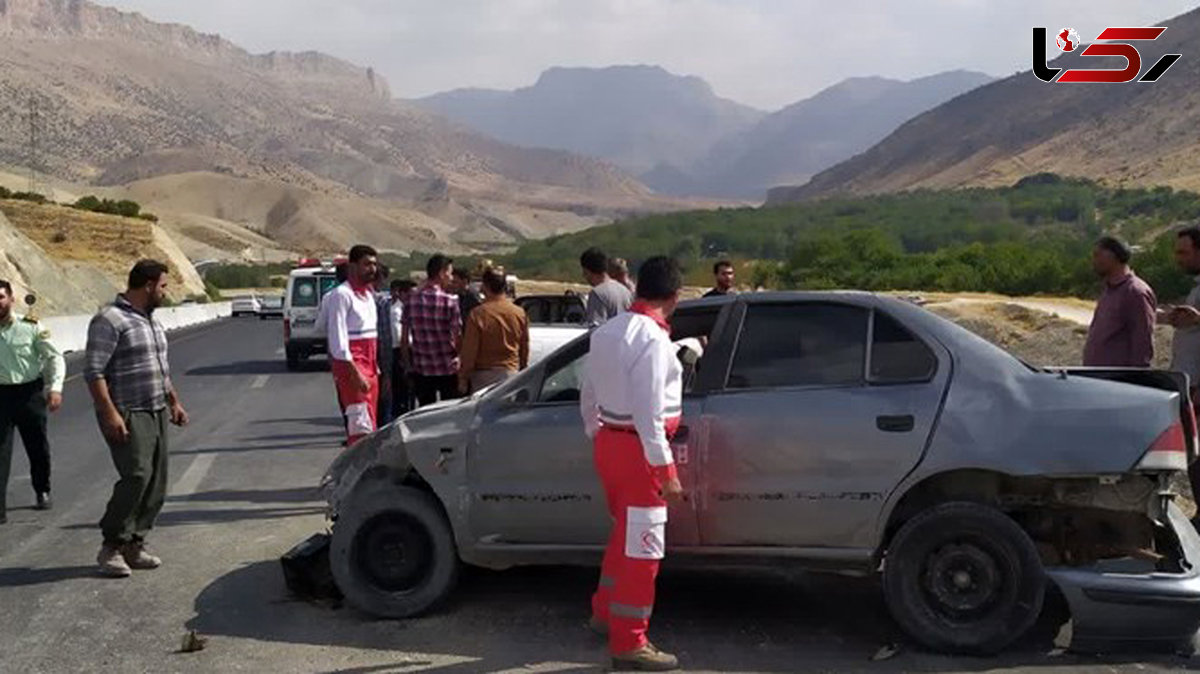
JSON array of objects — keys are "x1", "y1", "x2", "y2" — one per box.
[{"x1": 459, "y1": 268, "x2": 530, "y2": 394}]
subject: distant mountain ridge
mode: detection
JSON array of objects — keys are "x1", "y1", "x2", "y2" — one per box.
[
  {"x1": 414, "y1": 65, "x2": 766, "y2": 175},
  {"x1": 418, "y1": 66, "x2": 993, "y2": 201},
  {"x1": 0, "y1": 0, "x2": 687, "y2": 253},
  {"x1": 768, "y1": 6, "x2": 1200, "y2": 203},
  {"x1": 681, "y1": 70, "x2": 994, "y2": 199}
]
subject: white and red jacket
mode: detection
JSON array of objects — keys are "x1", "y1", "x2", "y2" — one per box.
[
  {"x1": 324, "y1": 281, "x2": 380, "y2": 442},
  {"x1": 325, "y1": 281, "x2": 378, "y2": 365},
  {"x1": 580, "y1": 303, "x2": 683, "y2": 483}
]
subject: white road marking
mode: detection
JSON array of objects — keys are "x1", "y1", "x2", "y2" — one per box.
[
  {"x1": 251, "y1": 374, "x2": 270, "y2": 389},
  {"x1": 171, "y1": 453, "x2": 215, "y2": 498},
  {"x1": 275, "y1": 347, "x2": 285, "y2": 355}
]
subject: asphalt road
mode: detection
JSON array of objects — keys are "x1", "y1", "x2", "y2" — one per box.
[{"x1": 0, "y1": 318, "x2": 1195, "y2": 673}]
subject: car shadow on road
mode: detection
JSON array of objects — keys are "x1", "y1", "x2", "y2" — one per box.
[
  {"x1": 185, "y1": 560, "x2": 1184, "y2": 673},
  {"x1": 186, "y1": 360, "x2": 329, "y2": 376},
  {"x1": 0, "y1": 565, "x2": 101, "y2": 587}
]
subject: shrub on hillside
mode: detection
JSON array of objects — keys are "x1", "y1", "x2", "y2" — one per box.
[
  {"x1": 0, "y1": 186, "x2": 11, "y2": 199},
  {"x1": 73, "y1": 195, "x2": 146, "y2": 218},
  {"x1": 10, "y1": 191, "x2": 47, "y2": 204}
]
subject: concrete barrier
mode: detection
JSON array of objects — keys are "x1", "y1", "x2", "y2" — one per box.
[{"x1": 42, "y1": 302, "x2": 233, "y2": 355}]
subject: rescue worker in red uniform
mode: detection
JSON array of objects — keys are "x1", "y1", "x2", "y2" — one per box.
[
  {"x1": 326, "y1": 245, "x2": 380, "y2": 446},
  {"x1": 580, "y1": 256, "x2": 685, "y2": 671}
]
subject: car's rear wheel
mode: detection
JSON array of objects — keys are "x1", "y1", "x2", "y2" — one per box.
[
  {"x1": 883, "y1": 501, "x2": 1045, "y2": 654},
  {"x1": 330, "y1": 483, "x2": 459, "y2": 618}
]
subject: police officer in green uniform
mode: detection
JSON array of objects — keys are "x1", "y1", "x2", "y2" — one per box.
[{"x1": 0, "y1": 280, "x2": 65, "y2": 523}]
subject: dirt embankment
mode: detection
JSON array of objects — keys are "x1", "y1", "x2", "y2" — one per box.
[{"x1": 926, "y1": 299, "x2": 1172, "y2": 368}]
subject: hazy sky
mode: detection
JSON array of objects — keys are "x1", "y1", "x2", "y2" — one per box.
[{"x1": 105, "y1": 0, "x2": 1198, "y2": 110}]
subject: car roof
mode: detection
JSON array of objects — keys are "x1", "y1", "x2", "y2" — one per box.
[{"x1": 679, "y1": 290, "x2": 876, "y2": 310}]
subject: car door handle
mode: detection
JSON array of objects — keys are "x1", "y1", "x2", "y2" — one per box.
[{"x1": 876, "y1": 415, "x2": 915, "y2": 433}]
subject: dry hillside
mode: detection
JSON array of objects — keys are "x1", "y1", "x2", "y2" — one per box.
[
  {"x1": 0, "y1": 0, "x2": 696, "y2": 254},
  {"x1": 769, "y1": 6, "x2": 1200, "y2": 203},
  {"x1": 0, "y1": 199, "x2": 205, "y2": 314}
]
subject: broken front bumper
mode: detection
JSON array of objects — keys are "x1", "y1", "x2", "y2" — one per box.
[{"x1": 1046, "y1": 502, "x2": 1200, "y2": 651}]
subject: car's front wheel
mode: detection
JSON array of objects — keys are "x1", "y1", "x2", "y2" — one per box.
[
  {"x1": 883, "y1": 501, "x2": 1045, "y2": 654},
  {"x1": 330, "y1": 483, "x2": 459, "y2": 618}
]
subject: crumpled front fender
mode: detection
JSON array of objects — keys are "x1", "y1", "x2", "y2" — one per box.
[{"x1": 319, "y1": 421, "x2": 411, "y2": 517}]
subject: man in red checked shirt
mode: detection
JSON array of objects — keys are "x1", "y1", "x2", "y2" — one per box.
[
  {"x1": 325, "y1": 245, "x2": 380, "y2": 446},
  {"x1": 580, "y1": 256, "x2": 685, "y2": 672},
  {"x1": 401, "y1": 254, "x2": 463, "y2": 407}
]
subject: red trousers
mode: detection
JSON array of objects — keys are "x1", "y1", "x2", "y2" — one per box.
[
  {"x1": 590, "y1": 428, "x2": 669, "y2": 654},
  {"x1": 332, "y1": 339, "x2": 379, "y2": 445}
]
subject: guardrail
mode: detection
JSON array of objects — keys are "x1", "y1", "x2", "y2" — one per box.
[{"x1": 42, "y1": 302, "x2": 233, "y2": 354}]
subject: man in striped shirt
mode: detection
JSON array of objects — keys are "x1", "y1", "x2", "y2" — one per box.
[
  {"x1": 401, "y1": 254, "x2": 463, "y2": 407},
  {"x1": 326, "y1": 245, "x2": 380, "y2": 445}
]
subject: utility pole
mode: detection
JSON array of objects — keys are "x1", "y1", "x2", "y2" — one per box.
[{"x1": 27, "y1": 94, "x2": 41, "y2": 196}]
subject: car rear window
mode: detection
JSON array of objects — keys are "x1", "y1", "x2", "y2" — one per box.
[
  {"x1": 726, "y1": 303, "x2": 867, "y2": 389},
  {"x1": 518, "y1": 296, "x2": 586, "y2": 324},
  {"x1": 870, "y1": 312, "x2": 937, "y2": 383},
  {"x1": 290, "y1": 274, "x2": 337, "y2": 308},
  {"x1": 291, "y1": 278, "x2": 319, "y2": 308}
]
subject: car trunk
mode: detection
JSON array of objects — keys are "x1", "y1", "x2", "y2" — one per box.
[{"x1": 1055, "y1": 368, "x2": 1197, "y2": 462}]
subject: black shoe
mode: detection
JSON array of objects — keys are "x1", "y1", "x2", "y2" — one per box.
[{"x1": 35, "y1": 493, "x2": 52, "y2": 511}]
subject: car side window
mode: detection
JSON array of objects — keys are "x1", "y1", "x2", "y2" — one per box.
[
  {"x1": 726, "y1": 303, "x2": 867, "y2": 389},
  {"x1": 870, "y1": 312, "x2": 937, "y2": 383}
]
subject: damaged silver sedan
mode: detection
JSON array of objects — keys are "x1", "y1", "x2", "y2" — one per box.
[{"x1": 318, "y1": 292, "x2": 1200, "y2": 654}]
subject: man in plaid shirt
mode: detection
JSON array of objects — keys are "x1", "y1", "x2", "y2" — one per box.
[
  {"x1": 401, "y1": 254, "x2": 463, "y2": 407},
  {"x1": 86, "y1": 260, "x2": 189, "y2": 578}
]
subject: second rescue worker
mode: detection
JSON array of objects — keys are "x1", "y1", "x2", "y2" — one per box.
[
  {"x1": 581, "y1": 256, "x2": 685, "y2": 672},
  {"x1": 325, "y1": 245, "x2": 380, "y2": 446}
]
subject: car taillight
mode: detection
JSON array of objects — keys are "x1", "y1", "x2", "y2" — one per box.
[{"x1": 1137, "y1": 421, "x2": 1188, "y2": 472}]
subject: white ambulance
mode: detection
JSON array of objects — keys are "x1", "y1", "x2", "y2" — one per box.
[{"x1": 282, "y1": 257, "x2": 344, "y2": 370}]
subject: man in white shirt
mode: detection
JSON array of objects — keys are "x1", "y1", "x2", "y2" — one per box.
[
  {"x1": 326, "y1": 245, "x2": 379, "y2": 446},
  {"x1": 580, "y1": 256, "x2": 685, "y2": 672}
]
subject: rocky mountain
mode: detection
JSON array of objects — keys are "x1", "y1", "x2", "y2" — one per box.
[
  {"x1": 414, "y1": 65, "x2": 766, "y2": 176},
  {"x1": 769, "y1": 7, "x2": 1200, "y2": 204},
  {"x1": 677, "y1": 70, "x2": 994, "y2": 199},
  {"x1": 0, "y1": 0, "x2": 682, "y2": 253}
]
